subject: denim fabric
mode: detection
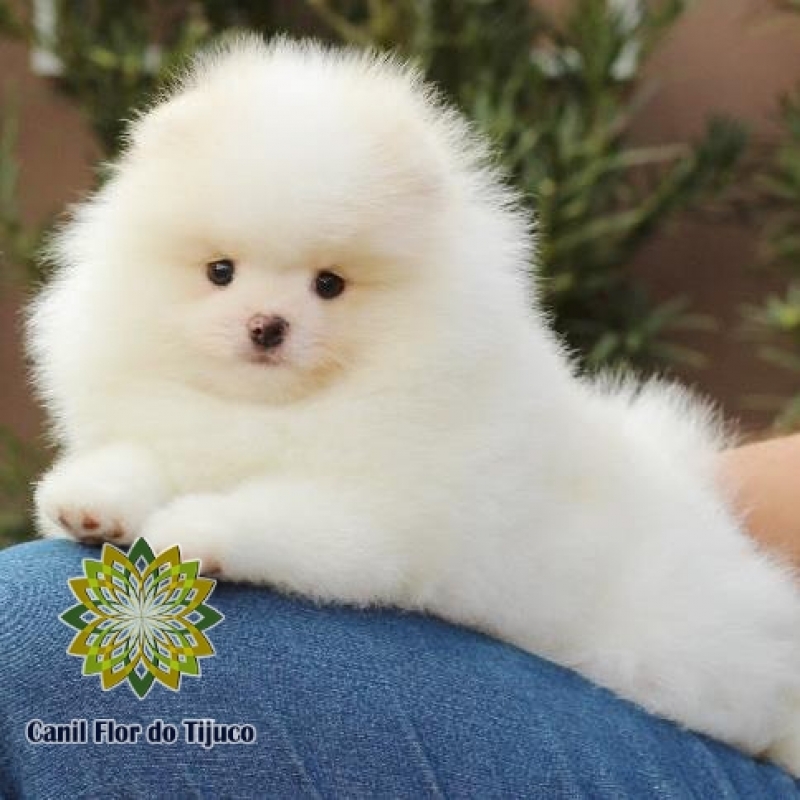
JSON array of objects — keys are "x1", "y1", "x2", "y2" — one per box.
[{"x1": 0, "y1": 540, "x2": 797, "y2": 799}]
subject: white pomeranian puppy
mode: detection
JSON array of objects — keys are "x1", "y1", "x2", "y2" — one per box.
[{"x1": 27, "y1": 36, "x2": 800, "y2": 772}]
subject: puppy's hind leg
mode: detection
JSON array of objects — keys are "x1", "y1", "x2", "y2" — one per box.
[{"x1": 767, "y1": 696, "x2": 800, "y2": 777}]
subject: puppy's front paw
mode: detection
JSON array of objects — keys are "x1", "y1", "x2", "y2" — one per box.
[
  {"x1": 141, "y1": 495, "x2": 230, "y2": 577},
  {"x1": 35, "y1": 445, "x2": 168, "y2": 545}
]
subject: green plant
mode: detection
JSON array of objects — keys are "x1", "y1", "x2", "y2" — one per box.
[
  {"x1": 0, "y1": 429, "x2": 44, "y2": 548},
  {"x1": 746, "y1": 78, "x2": 800, "y2": 429},
  {"x1": 46, "y1": 1, "x2": 213, "y2": 154},
  {"x1": 0, "y1": 103, "x2": 47, "y2": 287},
  {"x1": 0, "y1": 97, "x2": 48, "y2": 546}
]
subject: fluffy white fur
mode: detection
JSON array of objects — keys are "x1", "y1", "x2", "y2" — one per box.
[{"x1": 27, "y1": 37, "x2": 800, "y2": 772}]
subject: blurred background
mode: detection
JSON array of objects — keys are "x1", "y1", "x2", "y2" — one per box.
[{"x1": 1, "y1": 0, "x2": 800, "y2": 547}]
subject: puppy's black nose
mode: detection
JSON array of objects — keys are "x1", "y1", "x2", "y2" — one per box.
[{"x1": 248, "y1": 314, "x2": 289, "y2": 350}]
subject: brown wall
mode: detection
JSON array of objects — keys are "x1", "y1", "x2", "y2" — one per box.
[{"x1": 2, "y1": 0, "x2": 800, "y2": 443}]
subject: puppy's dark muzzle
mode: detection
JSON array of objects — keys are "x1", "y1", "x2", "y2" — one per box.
[{"x1": 248, "y1": 314, "x2": 289, "y2": 350}]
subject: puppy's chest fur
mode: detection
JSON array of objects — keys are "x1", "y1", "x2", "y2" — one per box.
[{"x1": 94, "y1": 383, "x2": 412, "y2": 493}]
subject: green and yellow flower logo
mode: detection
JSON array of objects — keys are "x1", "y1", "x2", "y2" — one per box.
[{"x1": 60, "y1": 538, "x2": 223, "y2": 699}]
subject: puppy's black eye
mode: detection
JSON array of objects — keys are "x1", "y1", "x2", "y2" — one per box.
[
  {"x1": 314, "y1": 270, "x2": 346, "y2": 300},
  {"x1": 207, "y1": 259, "x2": 235, "y2": 287}
]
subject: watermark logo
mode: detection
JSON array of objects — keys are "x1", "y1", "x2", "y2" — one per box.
[{"x1": 60, "y1": 538, "x2": 223, "y2": 699}]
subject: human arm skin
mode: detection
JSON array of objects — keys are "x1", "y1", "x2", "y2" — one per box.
[{"x1": 719, "y1": 433, "x2": 800, "y2": 571}]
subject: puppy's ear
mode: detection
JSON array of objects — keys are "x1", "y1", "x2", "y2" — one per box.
[
  {"x1": 364, "y1": 70, "x2": 486, "y2": 213},
  {"x1": 124, "y1": 92, "x2": 205, "y2": 161},
  {"x1": 379, "y1": 119, "x2": 448, "y2": 206}
]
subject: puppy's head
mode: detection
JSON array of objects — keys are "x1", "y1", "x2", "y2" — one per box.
[{"x1": 56, "y1": 37, "x2": 529, "y2": 403}]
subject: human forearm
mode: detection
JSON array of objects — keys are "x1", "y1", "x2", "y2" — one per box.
[{"x1": 719, "y1": 433, "x2": 800, "y2": 570}]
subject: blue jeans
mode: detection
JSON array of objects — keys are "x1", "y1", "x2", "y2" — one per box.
[{"x1": 0, "y1": 540, "x2": 797, "y2": 799}]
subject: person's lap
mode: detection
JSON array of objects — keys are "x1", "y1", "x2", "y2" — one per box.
[{"x1": 0, "y1": 540, "x2": 796, "y2": 799}]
